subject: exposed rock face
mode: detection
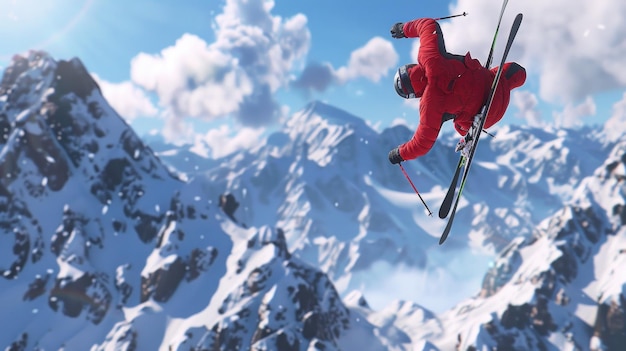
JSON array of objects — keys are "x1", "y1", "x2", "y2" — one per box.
[
  {"x1": 194, "y1": 227, "x2": 351, "y2": 349},
  {"x1": 594, "y1": 297, "x2": 626, "y2": 350},
  {"x1": 383, "y1": 139, "x2": 626, "y2": 351},
  {"x1": 219, "y1": 193, "x2": 240, "y2": 223},
  {"x1": 0, "y1": 51, "x2": 230, "y2": 350},
  {"x1": 166, "y1": 226, "x2": 396, "y2": 351},
  {"x1": 49, "y1": 272, "x2": 111, "y2": 324},
  {"x1": 2, "y1": 49, "x2": 626, "y2": 351},
  {"x1": 141, "y1": 256, "x2": 186, "y2": 303},
  {"x1": 0, "y1": 198, "x2": 43, "y2": 280},
  {"x1": 471, "y1": 200, "x2": 623, "y2": 349}
]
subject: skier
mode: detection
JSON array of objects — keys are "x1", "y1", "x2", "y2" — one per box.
[{"x1": 388, "y1": 17, "x2": 526, "y2": 164}]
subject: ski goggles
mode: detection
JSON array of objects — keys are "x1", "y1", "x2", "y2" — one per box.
[{"x1": 394, "y1": 64, "x2": 416, "y2": 99}]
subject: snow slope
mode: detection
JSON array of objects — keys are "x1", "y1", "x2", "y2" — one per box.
[
  {"x1": 391, "y1": 138, "x2": 626, "y2": 350},
  {"x1": 0, "y1": 51, "x2": 400, "y2": 351},
  {"x1": 153, "y1": 99, "x2": 609, "y2": 312},
  {"x1": 1, "y1": 50, "x2": 624, "y2": 351}
]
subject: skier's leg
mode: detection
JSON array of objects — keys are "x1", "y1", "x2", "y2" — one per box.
[{"x1": 483, "y1": 63, "x2": 527, "y2": 129}]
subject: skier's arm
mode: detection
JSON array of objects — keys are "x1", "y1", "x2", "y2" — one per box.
[
  {"x1": 402, "y1": 18, "x2": 443, "y2": 63},
  {"x1": 398, "y1": 91, "x2": 443, "y2": 160}
]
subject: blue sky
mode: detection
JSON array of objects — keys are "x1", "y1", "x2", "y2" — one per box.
[{"x1": 1, "y1": 0, "x2": 626, "y2": 152}]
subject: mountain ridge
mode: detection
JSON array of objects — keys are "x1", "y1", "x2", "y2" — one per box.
[
  {"x1": 1, "y1": 51, "x2": 625, "y2": 350},
  {"x1": 0, "y1": 51, "x2": 403, "y2": 351},
  {"x1": 153, "y1": 98, "x2": 612, "y2": 307}
]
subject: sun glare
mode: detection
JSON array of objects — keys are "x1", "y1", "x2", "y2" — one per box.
[{"x1": 0, "y1": 0, "x2": 95, "y2": 59}]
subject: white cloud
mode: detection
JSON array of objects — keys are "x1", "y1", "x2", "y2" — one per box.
[
  {"x1": 192, "y1": 124, "x2": 266, "y2": 159},
  {"x1": 291, "y1": 62, "x2": 336, "y2": 94},
  {"x1": 386, "y1": 97, "x2": 421, "y2": 119},
  {"x1": 293, "y1": 37, "x2": 398, "y2": 94},
  {"x1": 552, "y1": 95, "x2": 596, "y2": 128},
  {"x1": 441, "y1": 0, "x2": 626, "y2": 105},
  {"x1": 335, "y1": 37, "x2": 399, "y2": 83},
  {"x1": 352, "y1": 253, "x2": 492, "y2": 313},
  {"x1": 161, "y1": 110, "x2": 195, "y2": 144},
  {"x1": 130, "y1": 0, "x2": 311, "y2": 132},
  {"x1": 390, "y1": 117, "x2": 410, "y2": 128},
  {"x1": 91, "y1": 73, "x2": 158, "y2": 121},
  {"x1": 511, "y1": 90, "x2": 544, "y2": 127},
  {"x1": 130, "y1": 34, "x2": 252, "y2": 121},
  {"x1": 410, "y1": 41, "x2": 420, "y2": 65},
  {"x1": 603, "y1": 92, "x2": 626, "y2": 142},
  {"x1": 403, "y1": 97, "x2": 421, "y2": 111}
]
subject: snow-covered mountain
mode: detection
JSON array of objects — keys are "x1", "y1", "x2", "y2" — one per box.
[
  {"x1": 1, "y1": 50, "x2": 625, "y2": 351},
  {"x1": 389, "y1": 135, "x2": 626, "y2": 350},
  {"x1": 152, "y1": 99, "x2": 610, "y2": 310},
  {"x1": 0, "y1": 52, "x2": 395, "y2": 351},
  {"x1": 0, "y1": 51, "x2": 226, "y2": 349}
]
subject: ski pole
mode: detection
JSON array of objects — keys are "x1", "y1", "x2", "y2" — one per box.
[
  {"x1": 398, "y1": 163, "x2": 433, "y2": 216},
  {"x1": 482, "y1": 129, "x2": 496, "y2": 138},
  {"x1": 434, "y1": 12, "x2": 468, "y2": 21}
]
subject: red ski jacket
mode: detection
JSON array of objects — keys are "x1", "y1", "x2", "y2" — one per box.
[{"x1": 398, "y1": 18, "x2": 526, "y2": 161}]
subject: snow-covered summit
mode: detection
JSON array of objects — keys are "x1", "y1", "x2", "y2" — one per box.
[
  {"x1": 0, "y1": 51, "x2": 402, "y2": 351},
  {"x1": 0, "y1": 51, "x2": 232, "y2": 350},
  {"x1": 154, "y1": 99, "x2": 611, "y2": 313},
  {"x1": 392, "y1": 137, "x2": 626, "y2": 350},
  {"x1": 2, "y1": 50, "x2": 625, "y2": 351}
]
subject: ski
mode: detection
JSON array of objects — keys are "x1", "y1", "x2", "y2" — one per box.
[
  {"x1": 439, "y1": 0, "x2": 510, "y2": 220},
  {"x1": 485, "y1": 0, "x2": 510, "y2": 69},
  {"x1": 439, "y1": 13, "x2": 523, "y2": 245},
  {"x1": 439, "y1": 157, "x2": 462, "y2": 218}
]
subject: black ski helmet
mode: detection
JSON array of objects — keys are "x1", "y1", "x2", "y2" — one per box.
[{"x1": 394, "y1": 64, "x2": 416, "y2": 99}]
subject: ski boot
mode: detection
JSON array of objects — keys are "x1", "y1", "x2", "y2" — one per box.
[
  {"x1": 455, "y1": 114, "x2": 482, "y2": 158},
  {"x1": 455, "y1": 134, "x2": 473, "y2": 159}
]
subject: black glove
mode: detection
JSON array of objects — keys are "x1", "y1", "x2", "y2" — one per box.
[
  {"x1": 390, "y1": 22, "x2": 406, "y2": 38},
  {"x1": 388, "y1": 147, "x2": 404, "y2": 164}
]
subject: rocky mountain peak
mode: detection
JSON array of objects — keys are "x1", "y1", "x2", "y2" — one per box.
[
  {"x1": 0, "y1": 51, "x2": 229, "y2": 350},
  {"x1": 2, "y1": 49, "x2": 626, "y2": 351}
]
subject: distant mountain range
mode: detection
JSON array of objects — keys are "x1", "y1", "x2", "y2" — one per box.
[
  {"x1": 150, "y1": 96, "x2": 611, "y2": 309},
  {"x1": 0, "y1": 51, "x2": 624, "y2": 350}
]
